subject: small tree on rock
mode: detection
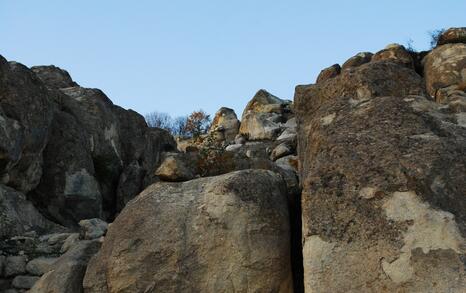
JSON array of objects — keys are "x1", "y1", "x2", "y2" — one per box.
[{"x1": 184, "y1": 110, "x2": 211, "y2": 138}]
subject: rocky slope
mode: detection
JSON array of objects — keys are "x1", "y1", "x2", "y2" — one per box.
[{"x1": 0, "y1": 27, "x2": 465, "y2": 292}]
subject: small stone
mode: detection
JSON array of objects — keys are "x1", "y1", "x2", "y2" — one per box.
[
  {"x1": 4, "y1": 256, "x2": 27, "y2": 277},
  {"x1": 12, "y1": 275, "x2": 40, "y2": 289},
  {"x1": 275, "y1": 155, "x2": 298, "y2": 172},
  {"x1": 60, "y1": 233, "x2": 80, "y2": 253},
  {"x1": 276, "y1": 128, "x2": 296, "y2": 141},
  {"x1": 234, "y1": 134, "x2": 246, "y2": 145},
  {"x1": 26, "y1": 257, "x2": 58, "y2": 276},
  {"x1": 225, "y1": 144, "x2": 242, "y2": 152},
  {"x1": 79, "y1": 218, "x2": 108, "y2": 240}
]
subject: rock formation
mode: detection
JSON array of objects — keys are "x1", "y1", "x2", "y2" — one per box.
[
  {"x1": 295, "y1": 28, "x2": 466, "y2": 292},
  {"x1": 1, "y1": 26, "x2": 465, "y2": 292},
  {"x1": 83, "y1": 170, "x2": 293, "y2": 292}
]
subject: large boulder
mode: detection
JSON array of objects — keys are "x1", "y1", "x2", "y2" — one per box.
[
  {"x1": 31, "y1": 65, "x2": 79, "y2": 89},
  {"x1": 209, "y1": 107, "x2": 240, "y2": 142},
  {"x1": 316, "y1": 64, "x2": 341, "y2": 83},
  {"x1": 341, "y1": 52, "x2": 373, "y2": 70},
  {"x1": 423, "y1": 43, "x2": 466, "y2": 99},
  {"x1": 239, "y1": 90, "x2": 292, "y2": 140},
  {"x1": 83, "y1": 170, "x2": 293, "y2": 292},
  {"x1": 0, "y1": 56, "x2": 54, "y2": 193},
  {"x1": 295, "y1": 60, "x2": 466, "y2": 291},
  {"x1": 30, "y1": 240, "x2": 101, "y2": 293},
  {"x1": 242, "y1": 89, "x2": 289, "y2": 115},
  {"x1": 155, "y1": 152, "x2": 196, "y2": 182},
  {"x1": 372, "y1": 44, "x2": 414, "y2": 69},
  {"x1": 437, "y1": 27, "x2": 466, "y2": 46}
]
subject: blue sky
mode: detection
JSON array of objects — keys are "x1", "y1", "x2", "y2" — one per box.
[{"x1": 1, "y1": 1, "x2": 464, "y2": 117}]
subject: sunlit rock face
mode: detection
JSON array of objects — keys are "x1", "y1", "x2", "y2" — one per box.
[
  {"x1": 295, "y1": 56, "x2": 466, "y2": 292},
  {"x1": 83, "y1": 170, "x2": 293, "y2": 293}
]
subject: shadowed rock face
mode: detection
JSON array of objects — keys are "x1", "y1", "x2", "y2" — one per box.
[
  {"x1": 295, "y1": 59, "x2": 466, "y2": 292},
  {"x1": 0, "y1": 184, "x2": 65, "y2": 238},
  {"x1": 83, "y1": 170, "x2": 293, "y2": 293},
  {"x1": 31, "y1": 65, "x2": 79, "y2": 89},
  {"x1": 0, "y1": 57, "x2": 54, "y2": 193},
  {"x1": 0, "y1": 54, "x2": 176, "y2": 229}
]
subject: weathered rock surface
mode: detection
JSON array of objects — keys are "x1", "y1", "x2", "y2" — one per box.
[
  {"x1": 423, "y1": 43, "x2": 466, "y2": 98},
  {"x1": 0, "y1": 184, "x2": 64, "y2": 238},
  {"x1": 4, "y1": 256, "x2": 27, "y2": 277},
  {"x1": 84, "y1": 170, "x2": 293, "y2": 292},
  {"x1": 239, "y1": 89, "x2": 292, "y2": 140},
  {"x1": 342, "y1": 52, "x2": 373, "y2": 70},
  {"x1": 31, "y1": 65, "x2": 78, "y2": 89},
  {"x1": 26, "y1": 257, "x2": 58, "y2": 276},
  {"x1": 0, "y1": 53, "x2": 176, "y2": 227},
  {"x1": 437, "y1": 27, "x2": 466, "y2": 46},
  {"x1": 316, "y1": 64, "x2": 341, "y2": 83},
  {"x1": 0, "y1": 57, "x2": 53, "y2": 193},
  {"x1": 30, "y1": 240, "x2": 101, "y2": 293},
  {"x1": 12, "y1": 275, "x2": 40, "y2": 289},
  {"x1": 296, "y1": 61, "x2": 425, "y2": 107},
  {"x1": 29, "y1": 107, "x2": 102, "y2": 227},
  {"x1": 295, "y1": 58, "x2": 465, "y2": 292},
  {"x1": 79, "y1": 218, "x2": 108, "y2": 240},
  {"x1": 209, "y1": 107, "x2": 240, "y2": 142},
  {"x1": 372, "y1": 44, "x2": 414, "y2": 69},
  {"x1": 155, "y1": 152, "x2": 196, "y2": 181}
]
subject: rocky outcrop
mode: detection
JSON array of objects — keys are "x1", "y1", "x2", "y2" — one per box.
[
  {"x1": 316, "y1": 64, "x2": 341, "y2": 83},
  {"x1": 372, "y1": 44, "x2": 414, "y2": 69},
  {"x1": 209, "y1": 107, "x2": 240, "y2": 143},
  {"x1": 239, "y1": 89, "x2": 292, "y2": 140},
  {"x1": 1, "y1": 26, "x2": 466, "y2": 293},
  {"x1": 423, "y1": 43, "x2": 466, "y2": 99},
  {"x1": 0, "y1": 57, "x2": 54, "y2": 193},
  {"x1": 0, "y1": 53, "x2": 176, "y2": 228},
  {"x1": 341, "y1": 52, "x2": 373, "y2": 70},
  {"x1": 296, "y1": 54, "x2": 465, "y2": 292},
  {"x1": 437, "y1": 27, "x2": 466, "y2": 46},
  {"x1": 84, "y1": 170, "x2": 293, "y2": 292},
  {"x1": 31, "y1": 65, "x2": 79, "y2": 89}
]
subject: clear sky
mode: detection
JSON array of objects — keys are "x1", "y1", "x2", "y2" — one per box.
[{"x1": 1, "y1": 0, "x2": 464, "y2": 117}]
